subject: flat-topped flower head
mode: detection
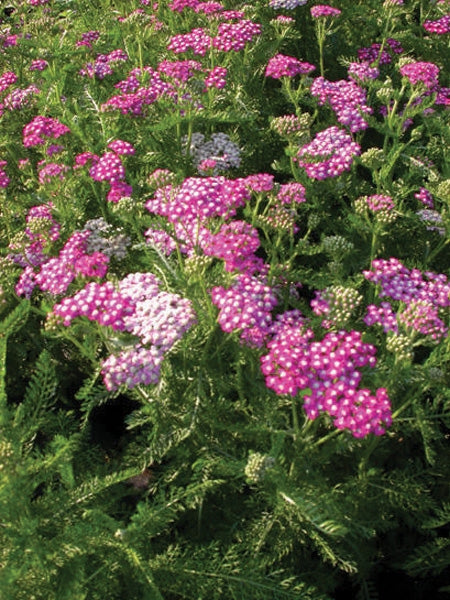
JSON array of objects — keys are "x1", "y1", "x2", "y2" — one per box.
[
  {"x1": 269, "y1": 0, "x2": 308, "y2": 8},
  {"x1": 399, "y1": 61, "x2": 440, "y2": 90},
  {"x1": 310, "y1": 5, "x2": 341, "y2": 18},
  {"x1": 265, "y1": 54, "x2": 315, "y2": 79}
]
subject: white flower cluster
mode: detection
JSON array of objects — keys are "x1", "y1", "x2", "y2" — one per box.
[{"x1": 185, "y1": 132, "x2": 241, "y2": 174}]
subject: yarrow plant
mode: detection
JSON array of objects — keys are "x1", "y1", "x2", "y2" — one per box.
[{"x1": 0, "y1": 2, "x2": 449, "y2": 599}]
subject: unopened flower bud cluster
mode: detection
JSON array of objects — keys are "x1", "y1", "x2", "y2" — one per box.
[{"x1": 311, "y1": 286, "x2": 362, "y2": 329}]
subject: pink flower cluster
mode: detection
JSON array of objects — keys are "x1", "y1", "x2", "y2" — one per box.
[
  {"x1": 16, "y1": 230, "x2": 110, "y2": 297},
  {"x1": 277, "y1": 182, "x2": 306, "y2": 204},
  {"x1": 261, "y1": 314, "x2": 391, "y2": 437},
  {"x1": 23, "y1": 116, "x2": 70, "y2": 147},
  {"x1": 399, "y1": 61, "x2": 440, "y2": 90},
  {"x1": 204, "y1": 221, "x2": 260, "y2": 273},
  {"x1": 51, "y1": 272, "x2": 196, "y2": 391},
  {"x1": 310, "y1": 77, "x2": 372, "y2": 132},
  {"x1": 295, "y1": 126, "x2": 361, "y2": 179},
  {"x1": 102, "y1": 66, "x2": 175, "y2": 115},
  {"x1": 167, "y1": 19, "x2": 261, "y2": 56},
  {"x1": 423, "y1": 14, "x2": 450, "y2": 34},
  {"x1": 212, "y1": 20, "x2": 262, "y2": 52},
  {"x1": 265, "y1": 54, "x2": 315, "y2": 79},
  {"x1": 310, "y1": 5, "x2": 342, "y2": 18},
  {"x1": 0, "y1": 160, "x2": 9, "y2": 188},
  {"x1": 167, "y1": 28, "x2": 212, "y2": 56},
  {"x1": 363, "y1": 258, "x2": 450, "y2": 307},
  {"x1": 30, "y1": 59, "x2": 48, "y2": 71},
  {"x1": 38, "y1": 162, "x2": 69, "y2": 185},
  {"x1": 145, "y1": 176, "x2": 251, "y2": 255},
  {"x1": 347, "y1": 62, "x2": 380, "y2": 82}
]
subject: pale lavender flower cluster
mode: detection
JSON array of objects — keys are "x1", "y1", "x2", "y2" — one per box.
[
  {"x1": 295, "y1": 126, "x2": 361, "y2": 179},
  {"x1": 265, "y1": 54, "x2": 315, "y2": 79},
  {"x1": 261, "y1": 314, "x2": 391, "y2": 437},
  {"x1": 51, "y1": 272, "x2": 196, "y2": 391},
  {"x1": 363, "y1": 259, "x2": 449, "y2": 341},
  {"x1": 416, "y1": 209, "x2": 445, "y2": 235},
  {"x1": 82, "y1": 218, "x2": 130, "y2": 260},
  {"x1": 22, "y1": 116, "x2": 70, "y2": 147},
  {"x1": 80, "y1": 49, "x2": 128, "y2": 79},
  {"x1": 310, "y1": 77, "x2": 372, "y2": 132},
  {"x1": 185, "y1": 132, "x2": 241, "y2": 174},
  {"x1": 269, "y1": 0, "x2": 308, "y2": 9}
]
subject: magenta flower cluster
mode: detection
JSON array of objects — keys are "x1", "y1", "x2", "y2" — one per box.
[
  {"x1": 265, "y1": 54, "x2": 315, "y2": 79},
  {"x1": 399, "y1": 61, "x2": 440, "y2": 90},
  {"x1": 310, "y1": 77, "x2": 372, "y2": 132},
  {"x1": 357, "y1": 38, "x2": 403, "y2": 65},
  {"x1": 295, "y1": 126, "x2": 361, "y2": 180},
  {"x1": 211, "y1": 274, "x2": 278, "y2": 345},
  {"x1": 75, "y1": 30, "x2": 100, "y2": 49},
  {"x1": 22, "y1": 116, "x2": 70, "y2": 147},
  {"x1": 414, "y1": 187, "x2": 434, "y2": 209},
  {"x1": 423, "y1": 14, "x2": 450, "y2": 35},
  {"x1": 80, "y1": 140, "x2": 135, "y2": 202},
  {"x1": 261, "y1": 313, "x2": 391, "y2": 438}
]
